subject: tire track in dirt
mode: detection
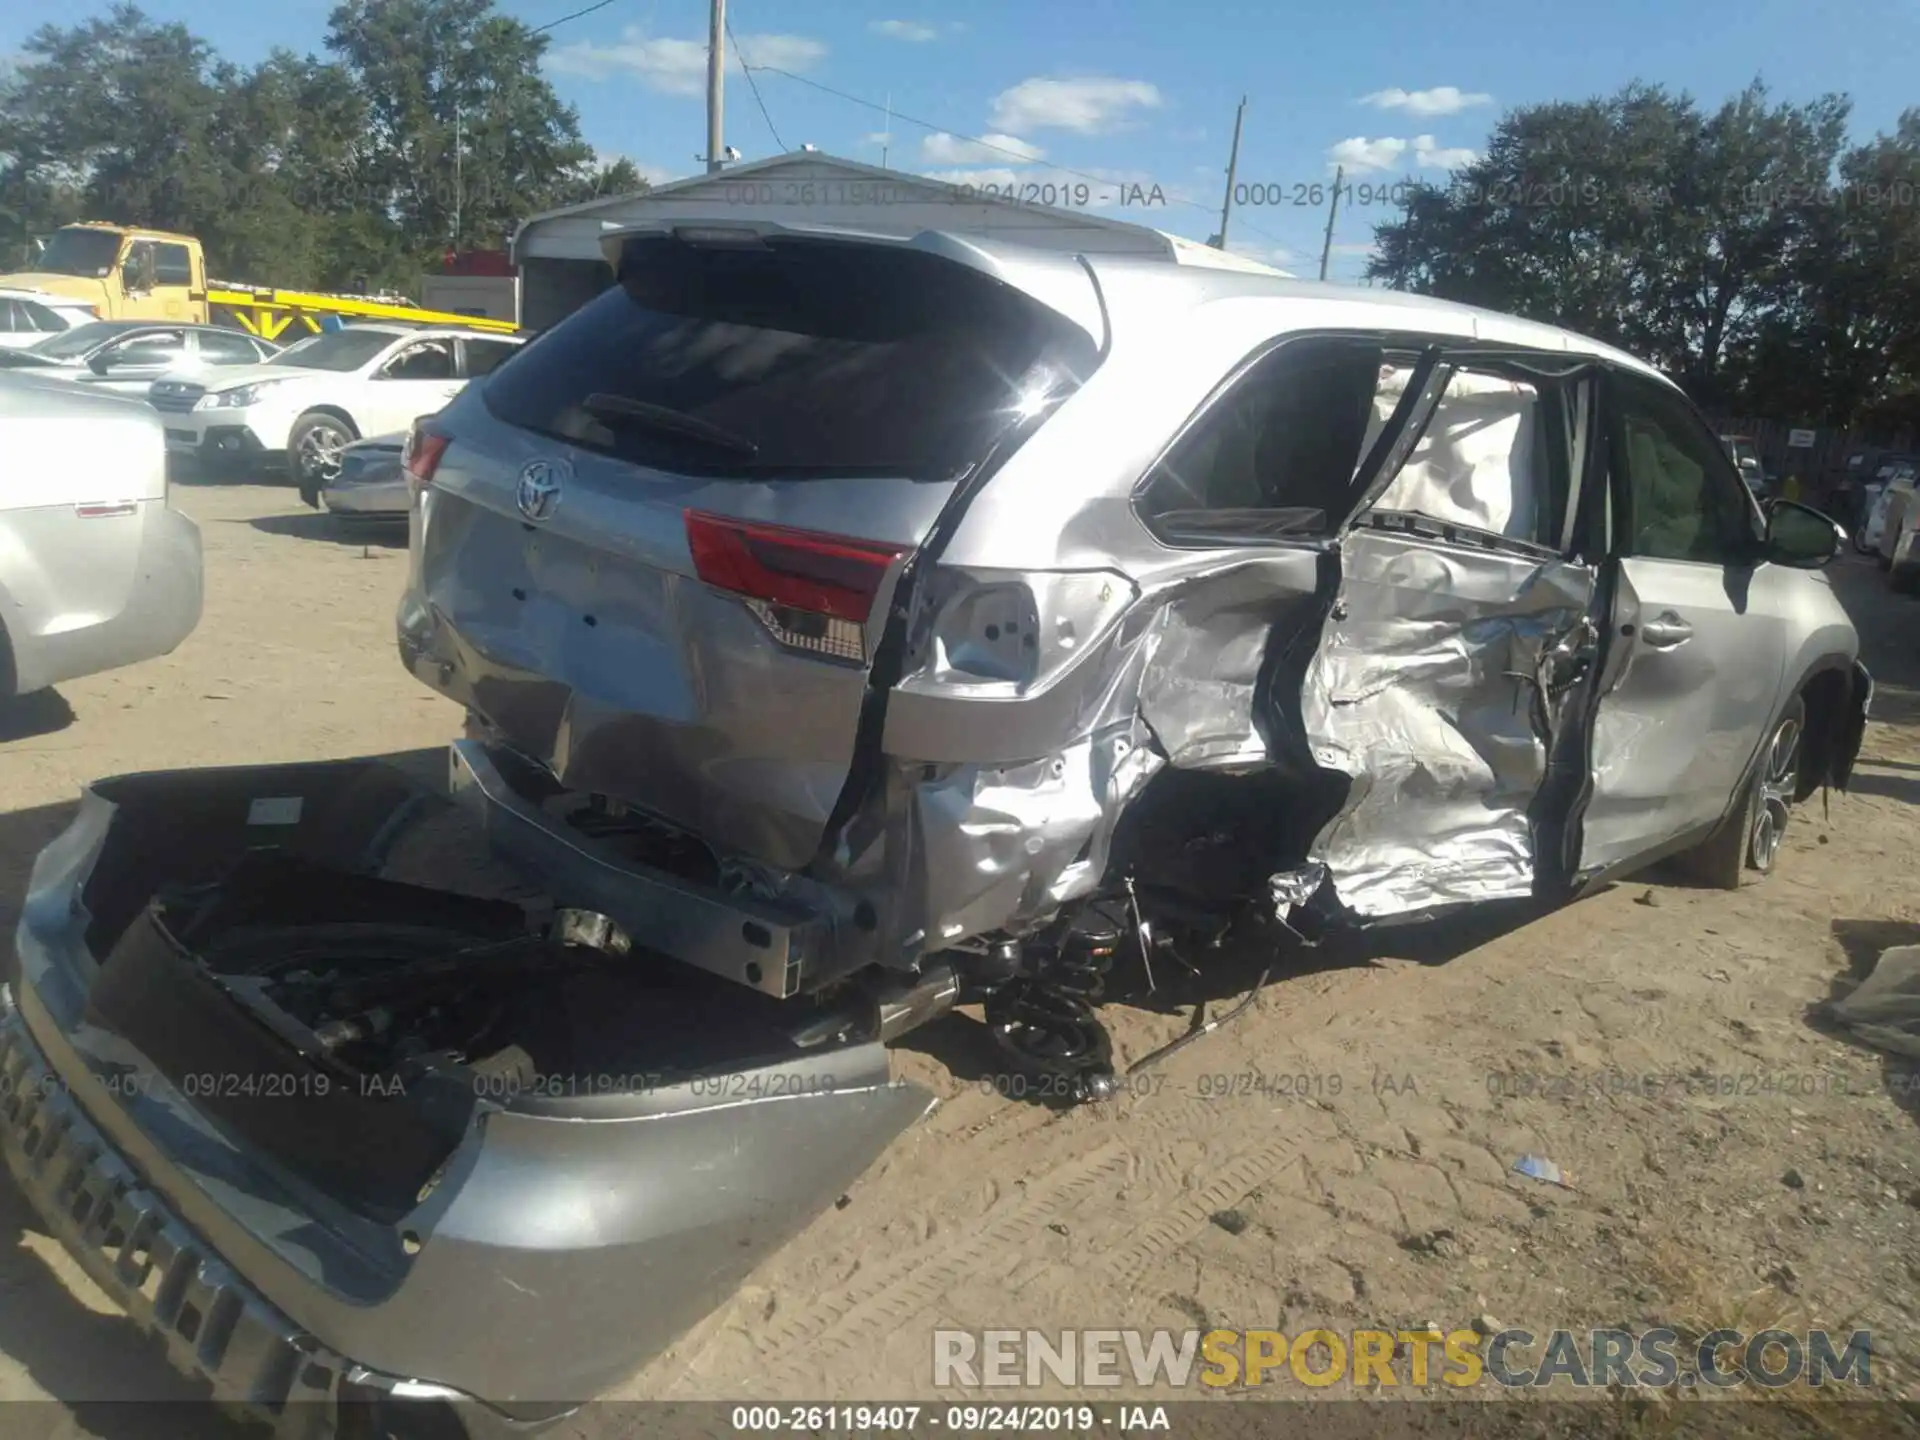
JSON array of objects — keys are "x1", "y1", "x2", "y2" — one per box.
[
  {"x1": 726, "y1": 1086, "x2": 1313, "y2": 1393},
  {"x1": 753, "y1": 1139, "x2": 1137, "y2": 1389}
]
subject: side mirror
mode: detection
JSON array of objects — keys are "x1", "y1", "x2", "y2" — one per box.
[
  {"x1": 86, "y1": 352, "x2": 113, "y2": 375},
  {"x1": 1763, "y1": 500, "x2": 1843, "y2": 569}
]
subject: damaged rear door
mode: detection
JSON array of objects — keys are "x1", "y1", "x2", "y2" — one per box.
[
  {"x1": 405, "y1": 229, "x2": 1103, "y2": 871},
  {"x1": 1298, "y1": 348, "x2": 1609, "y2": 920}
]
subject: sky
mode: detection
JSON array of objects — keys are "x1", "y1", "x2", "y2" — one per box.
[{"x1": 1, "y1": 0, "x2": 1917, "y2": 280}]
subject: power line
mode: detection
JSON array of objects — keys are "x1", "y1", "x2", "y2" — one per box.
[
  {"x1": 741, "y1": 64, "x2": 1298, "y2": 255},
  {"x1": 725, "y1": 19, "x2": 786, "y2": 152},
  {"x1": 532, "y1": 0, "x2": 619, "y2": 34}
]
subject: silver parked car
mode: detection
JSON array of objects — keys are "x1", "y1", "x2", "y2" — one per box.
[
  {"x1": 0, "y1": 319, "x2": 279, "y2": 397},
  {"x1": 0, "y1": 226, "x2": 1870, "y2": 1434},
  {"x1": 318, "y1": 431, "x2": 409, "y2": 521},
  {"x1": 0, "y1": 374, "x2": 202, "y2": 697}
]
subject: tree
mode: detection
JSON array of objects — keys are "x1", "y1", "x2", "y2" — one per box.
[
  {"x1": 550, "y1": 156, "x2": 653, "y2": 209},
  {"x1": 323, "y1": 0, "x2": 592, "y2": 257},
  {"x1": 1367, "y1": 81, "x2": 1864, "y2": 414},
  {"x1": 0, "y1": 4, "x2": 234, "y2": 240}
]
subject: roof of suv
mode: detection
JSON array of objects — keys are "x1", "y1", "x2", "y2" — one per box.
[
  {"x1": 594, "y1": 223, "x2": 1669, "y2": 388},
  {"x1": 1081, "y1": 247, "x2": 1668, "y2": 382}
]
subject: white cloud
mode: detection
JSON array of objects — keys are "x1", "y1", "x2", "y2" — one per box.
[
  {"x1": 1327, "y1": 135, "x2": 1478, "y2": 173},
  {"x1": 920, "y1": 132, "x2": 1045, "y2": 165},
  {"x1": 1328, "y1": 136, "x2": 1409, "y2": 172},
  {"x1": 548, "y1": 27, "x2": 826, "y2": 94},
  {"x1": 988, "y1": 77, "x2": 1163, "y2": 135},
  {"x1": 863, "y1": 131, "x2": 895, "y2": 147},
  {"x1": 1359, "y1": 85, "x2": 1493, "y2": 117},
  {"x1": 871, "y1": 19, "x2": 940, "y2": 41},
  {"x1": 1410, "y1": 134, "x2": 1479, "y2": 169}
]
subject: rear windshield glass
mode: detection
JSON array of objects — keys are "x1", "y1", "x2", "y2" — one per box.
[{"x1": 482, "y1": 236, "x2": 1100, "y2": 479}]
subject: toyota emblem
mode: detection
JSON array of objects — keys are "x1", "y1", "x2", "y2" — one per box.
[{"x1": 516, "y1": 459, "x2": 565, "y2": 523}]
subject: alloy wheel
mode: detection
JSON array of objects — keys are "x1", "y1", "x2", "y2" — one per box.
[
  {"x1": 1747, "y1": 713, "x2": 1802, "y2": 872},
  {"x1": 297, "y1": 422, "x2": 349, "y2": 485}
]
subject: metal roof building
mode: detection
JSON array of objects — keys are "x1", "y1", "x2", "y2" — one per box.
[{"x1": 509, "y1": 150, "x2": 1291, "y2": 331}]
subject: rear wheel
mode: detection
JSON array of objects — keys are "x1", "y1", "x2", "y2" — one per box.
[
  {"x1": 1672, "y1": 696, "x2": 1804, "y2": 889},
  {"x1": 289, "y1": 411, "x2": 357, "y2": 493}
]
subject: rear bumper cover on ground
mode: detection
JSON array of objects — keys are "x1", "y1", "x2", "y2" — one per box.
[{"x1": 3, "y1": 763, "x2": 934, "y2": 1425}]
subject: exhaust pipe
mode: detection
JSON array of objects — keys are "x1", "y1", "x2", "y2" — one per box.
[
  {"x1": 785, "y1": 960, "x2": 963, "y2": 1049},
  {"x1": 874, "y1": 960, "x2": 961, "y2": 1042}
]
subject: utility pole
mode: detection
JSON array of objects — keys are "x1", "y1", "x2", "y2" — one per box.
[
  {"x1": 705, "y1": 0, "x2": 727, "y2": 174},
  {"x1": 1214, "y1": 96, "x2": 1246, "y2": 249},
  {"x1": 1318, "y1": 164, "x2": 1345, "y2": 281},
  {"x1": 881, "y1": 94, "x2": 891, "y2": 169},
  {"x1": 452, "y1": 102, "x2": 463, "y2": 254}
]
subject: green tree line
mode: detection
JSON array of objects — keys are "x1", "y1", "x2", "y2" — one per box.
[
  {"x1": 1367, "y1": 81, "x2": 1920, "y2": 432},
  {"x1": 0, "y1": 0, "x2": 648, "y2": 295}
]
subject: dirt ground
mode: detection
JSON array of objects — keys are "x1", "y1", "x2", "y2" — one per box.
[{"x1": 2, "y1": 480, "x2": 1918, "y2": 1435}]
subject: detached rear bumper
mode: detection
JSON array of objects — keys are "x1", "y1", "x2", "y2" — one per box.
[
  {"x1": 4, "y1": 759, "x2": 933, "y2": 1428},
  {"x1": 0, "y1": 1008, "x2": 549, "y2": 1440}
]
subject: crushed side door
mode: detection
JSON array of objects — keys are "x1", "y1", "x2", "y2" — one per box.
[{"x1": 1297, "y1": 352, "x2": 1608, "y2": 922}]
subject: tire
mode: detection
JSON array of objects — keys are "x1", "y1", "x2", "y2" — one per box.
[
  {"x1": 1672, "y1": 696, "x2": 1805, "y2": 889},
  {"x1": 288, "y1": 411, "x2": 358, "y2": 493}
]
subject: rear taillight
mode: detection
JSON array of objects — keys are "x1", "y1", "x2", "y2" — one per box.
[
  {"x1": 684, "y1": 510, "x2": 904, "y2": 663},
  {"x1": 404, "y1": 424, "x2": 449, "y2": 494}
]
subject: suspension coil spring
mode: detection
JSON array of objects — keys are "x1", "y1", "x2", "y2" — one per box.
[{"x1": 983, "y1": 902, "x2": 1125, "y2": 1098}]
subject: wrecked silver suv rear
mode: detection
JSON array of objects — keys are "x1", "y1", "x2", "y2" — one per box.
[{"x1": 398, "y1": 222, "x2": 1869, "y2": 1100}]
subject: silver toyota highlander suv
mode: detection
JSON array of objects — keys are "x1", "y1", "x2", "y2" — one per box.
[{"x1": 1, "y1": 224, "x2": 1869, "y2": 1436}]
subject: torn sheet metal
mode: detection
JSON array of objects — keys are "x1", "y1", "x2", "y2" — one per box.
[
  {"x1": 863, "y1": 552, "x2": 1324, "y2": 959},
  {"x1": 1133, "y1": 552, "x2": 1323, "y2": 771},
  {"x1": 896, "y1": 717, "x2": 1165, "y2": 951},
  {"x1": 1301, "y1": 529, "x2": 1597, "y2": 918}
]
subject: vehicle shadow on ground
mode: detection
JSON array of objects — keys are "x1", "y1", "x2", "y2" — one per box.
[
  {"x1": 0, "y1": 690, "x2": 76, "y2": 744},
  {"x1": 241, "y1": 512, "x2": 407, "y2": 549},
  {"x1": 1808, "y1": 917, "x2": 1920, "y2": 1128},
  {"x1": 1840, "y1": 767, "x2": 1920, "y2": 806}
]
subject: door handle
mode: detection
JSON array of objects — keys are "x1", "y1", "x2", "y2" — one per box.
[{"x1": 1638, "y1": 613, "x2": 1693, "y2": 648}]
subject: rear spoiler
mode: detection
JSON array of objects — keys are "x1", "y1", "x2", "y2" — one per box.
[{"x1": 596, "y1": 219, "x2": 1110, "y2": 354}]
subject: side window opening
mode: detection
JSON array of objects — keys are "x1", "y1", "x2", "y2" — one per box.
[
  {"x1": 1613, "y1": 377, "x2": 1759, "y2": 565},
  {"x1": 383, "y1": 341, "x2": 455, "y2": 380},
  {"x1": 1136, "y1": 337, "x2": 1387, "y2": 543},
  {"x1": 1364, "y1": 362, "x2": 1573, "y2": 552},
  {"x1": 21, "y1": 299, "x2": 65, "y2": 332},
  {"x1": 153, "y1": 243, "x2": 193, "y2": 287}
]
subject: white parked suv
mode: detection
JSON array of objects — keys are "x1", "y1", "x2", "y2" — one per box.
[
  {"x1": 0, "y1": 287, "x2": 97, "y2": 347},
  {"x1": 149, "y1": 323, "x2": 523, "y2": 496}
]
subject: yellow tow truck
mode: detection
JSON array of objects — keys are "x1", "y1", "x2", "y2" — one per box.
[{"x1": 0, "y1": 222, "x2": 518, "y2": 338}]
